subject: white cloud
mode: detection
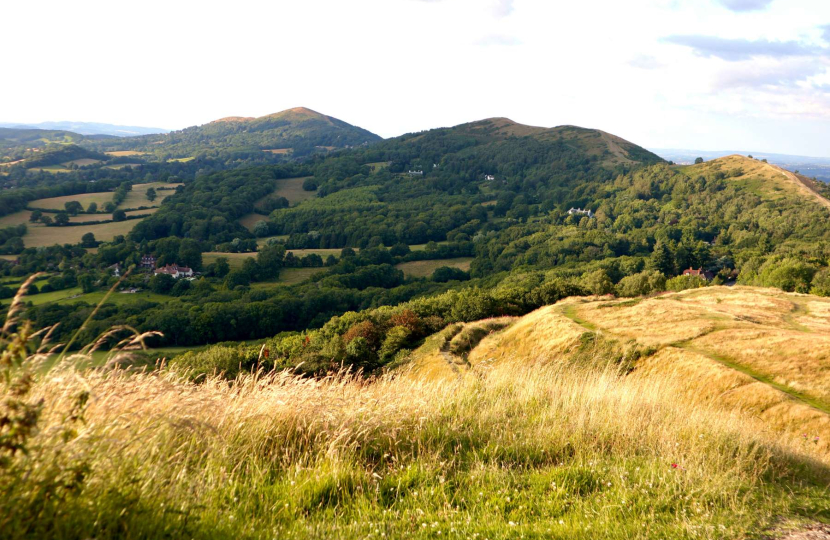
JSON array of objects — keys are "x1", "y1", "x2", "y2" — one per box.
[{"x1": 717, "y1": 0, "x2": 775, "y2": 12}]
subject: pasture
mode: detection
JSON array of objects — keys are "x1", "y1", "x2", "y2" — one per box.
[
  {"x1": 23, "y1": 219, "x2": 140, "y2": 248},
  {"x1": 256, "y1": 176, "x2": 316, "y2": 208},
  {"x1": 120, "y1": 182, "x2": 180, "y2": 209},
  {"x1": 29, "y1": 192, "x2": 115, "y2": 211},
  {"x1": 395, "y1": 257, "x2": 473, "y2": 277},
  {"x1": 105, "y1": 151, "x2": 147, "y2": 157}
]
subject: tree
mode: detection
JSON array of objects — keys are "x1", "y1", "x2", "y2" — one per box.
[
  {"x1": 302, "y1": 178, "x2": 318, "y2": 191},
  {"x1": 112, "y1": 209, "x2": 127, "y2": 222},
  {"x1": 648, "y1": 242, "x2": 674, "y2": 275},
  {"x1": 694, "y1": 157, "x2": 704, "y2": 164},
  {"x1": 213, "y1": 257, "x2": 230, "y2": 278},
  {"x1": 54, "y1": 212, "x2": 70, "y2": 226},
  {"x1": 581, "y1": 269, "x2": 615, "y2": 295},
  {"x1": 81, "y1": 232, "x2": 97, "y2": 248},
  {"x1": 177, "y1": 239, "x2": 202, "y2": 270},
  {"x1": 432, "y1": 266, "x2": 469, "y2": 283},
  {"x1": 149, "y1": 273, "x2": 176, "y2": 294},
  {"x1": 225, "y1": 269, "x2": 251, "y2": 289},
  {"x1": 87, "y1": 202, "x2": 97, "y2": 213},
  {"x1": 29, "y1": 210, "x2": 42, "y2": 222},
  {"x1": 64, "y1": 201, "x2": 83, "y2": 215},
  {"x1": 253, "y1": 220, "x2": 270, "y2": 238},
  {"x1": 40, "y1": 215, "x2": 53, "y2": 226},
  {"x1": 103, "y1": 202, "x2": 116, "y2": 213},
  {"x1": 78, "y1": 274, "x2": 96, "y2": 294},
  {"x1": 389, "y1": 243, "x2": 410, "y2": 257},
  {"x1": 257, "y1": 244, "x2": 285, "y2": 279},
  {"x1": 146, "y1": 187, "x2": 157, "y2": 202}
]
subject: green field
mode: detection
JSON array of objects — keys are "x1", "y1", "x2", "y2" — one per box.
[
  {"x1": 261, "y1": 176, "x2": 317, "y2": 207},
  {"x1": 395, "y1": 257, "x2": 473, "y2": 277},
  {"x1": 120, "y1": 182, "x2": 180, "y2": 209},
  {"x1": 251, "y1": 268, "x2": 322, "y2": 287},
  {"x1": 29, "y1": 192, "x2": 114, "y2": 211}
]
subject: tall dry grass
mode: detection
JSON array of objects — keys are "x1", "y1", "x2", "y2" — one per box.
[{"x1": 3, "y1": 355, "x2": 829, "y2": 539}]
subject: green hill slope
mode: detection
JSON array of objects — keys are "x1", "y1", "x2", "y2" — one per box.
[{"x1": 90, "y1": 107, "x2": 382, "y2": 159}]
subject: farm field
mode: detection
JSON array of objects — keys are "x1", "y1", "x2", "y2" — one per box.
[
  {"x1": 63, "y1": 158, "x2": 103, "y2": 167},
  {"x1": 29, "y1": 192, "x2": 115, "y2": 211},
  {"x1": 251, "y1": 268, "x2": 322, "y2": 287},
  {"x1": 202, "y1": 252, "x2": 255, "y2": 269},
  {"x1": 261, "y1": 176, "x2": 316, "y2": 207},
  {"x1": 103, "y1": 163, "x2": 143, "y2": 170},
  {"x1": 395, "y1": 257, "x2": 473, "y2": 277},
  {"x1": 120, "y1": 182, "x2": 180, "y2": 209},
  {"x1": 255, "y1": 235, "x2": 289, "y2": 247},
  {"x1": 24, "y1": 219, "x2": 139, "y2": 248}
]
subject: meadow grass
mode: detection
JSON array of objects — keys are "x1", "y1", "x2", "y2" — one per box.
[{"x1": 2, "y1": 357, "x2": 829, "y2": 539}]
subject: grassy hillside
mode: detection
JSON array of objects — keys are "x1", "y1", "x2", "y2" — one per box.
[
  {"x1": 404, "y1": 286, "x2": 830, "y2": 460},
  {"x1": 2, "y1": 285, "x2": 830, "y2": 539}
]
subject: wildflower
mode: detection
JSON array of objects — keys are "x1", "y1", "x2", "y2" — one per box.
[{"x1": 671, "y1": 463, "x2": 679, "y2": 469}]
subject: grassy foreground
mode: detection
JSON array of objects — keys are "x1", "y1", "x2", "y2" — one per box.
[{"x1": 2, "y1": 355, "x2": 829, "y2": 539}]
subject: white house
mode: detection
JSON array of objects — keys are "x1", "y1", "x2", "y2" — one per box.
[
  {"x1": 154, "y1": 264, "x2": 194, "y2": 279},
  {"x1": 484, "y1": 175, "x2": 495, "y2": 181},
  {"x1": 568, "y1": 207, "x2": 595, "y2": 218}
]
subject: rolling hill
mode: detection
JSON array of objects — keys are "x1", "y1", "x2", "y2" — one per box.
[
  {"x1": 89, "y1": 107, "x2": 382, "y2": 159},
  {"x1": 404, "y1": 285, "x2": 830, "y2": 461}
]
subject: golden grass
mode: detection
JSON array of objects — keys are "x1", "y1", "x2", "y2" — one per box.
[
  {"x1": 24, "y1": 220, "x2": 139, "y2": 247},
  {"x1": 62, "y1": 158, "x2": 102, "y2": 167},
  {"x1": 457, "y1": 286, "x2": 830, "y2": 463},
  {"x1": 7, "y1": 355, "x2": 829, "y2": 538},
  {"x1": 395, "y1": 257, "x2": 473, "y2": 278}
]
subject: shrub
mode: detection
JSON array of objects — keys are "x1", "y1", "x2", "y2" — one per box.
[
  {"x1": 665, "y1": 274, "x2": 708, "y2": 292},
  {"x1": 378, "y1": 326, "x2": 411, "y2": 361},
  {"x1": 581, "y1": 269, "x2": 615, "y2": 295},
  {"x1": 616, "y1": 270, "x2": 666, "y2": 297}
]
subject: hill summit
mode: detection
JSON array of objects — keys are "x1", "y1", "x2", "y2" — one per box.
[{"x1": 90, "y1": 107, "x2": 382, "y2": 158}]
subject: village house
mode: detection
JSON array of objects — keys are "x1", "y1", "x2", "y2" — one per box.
[
  {"x1": 407, "y1": 170, "x2": 424, "y2": 176},
  {"x1": 140, "y1": 254, "x2": 157, "y2": 269},
  {"x1": 484, "y1": 174, "x2": 495, "y2": 181},
  {"x1": 568, "y1": 207, "x2": 595, "y2": 218},
  {"x1": 154, "y1": 264, "x2": 194, "y2": 279},
  {"x1": 682, "y1": 267, "x2": 715, "y2": 281},
  {"x1": 108, "y1": 263, "x2": 122, "y2": 277}
]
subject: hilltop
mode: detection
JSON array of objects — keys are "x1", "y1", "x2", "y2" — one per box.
[
  {"x1": 681, "y1": 154, "x2": 830, "y2": 210},
  {"x1": 88, "y1": 107, "x2": 382, "y2": 159},
  {"x1": 406, "y1": 285, "x2": 830, "y2": 460}
]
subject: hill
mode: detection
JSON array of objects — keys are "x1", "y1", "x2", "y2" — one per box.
[
  {"x1": 89, "y1": 107, "x2": 382, "y2": 159},
  {"x1": 681, "y1": 154, "x2": 830, "y2": 209},
  {"x1": 408, "y1": 286, "x2": 830, "y2": 459},
  {"x1": 0, "y1": 121, "x2": 167, "y2": 137}
]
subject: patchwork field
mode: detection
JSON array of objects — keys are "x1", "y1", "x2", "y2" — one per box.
[
  {"x1": 238, "y1": 213, "x2": 266, "y2": 231},
  {"x1": 395, "y1": 257, "x2": 473, "y2": 277}
]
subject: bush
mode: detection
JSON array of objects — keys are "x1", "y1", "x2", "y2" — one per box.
[
  {"x1": 616, "y1": 270, "x2": 666, "y2": 297},
  {"x1": 378, "y1": 326, "x2": 411, "y2": 361},
  {"x1": 665, "y1": 274, "x2": 708, "y2": 292},
  {"x1": 581, "y1": 269, "x2": 615, "y2": 295},
  {"x1": 811, "y1": 268, "x2": 830, "y2": 296},
  {"x1": 432, "y1": 266, "x2": 469, "y2": 283}
]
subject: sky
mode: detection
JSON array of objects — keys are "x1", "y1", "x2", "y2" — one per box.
[{"x1": 3, "y1": 0, "x2": 830, "y2": 155}]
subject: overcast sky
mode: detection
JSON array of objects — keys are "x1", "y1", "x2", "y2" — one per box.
[{"x1": 3, "y1": 0, "x2": 829, "y2": 155}]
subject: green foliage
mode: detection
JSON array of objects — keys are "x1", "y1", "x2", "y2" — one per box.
[
  {"x1": 149, "y1": 273, "x2": 176, "y2": 294},
  {"x1": 665, "y1": 274, "x2": 708, "y2": 292},
  {"x1": 616, "y1": 270, "x2": 666, "y2": 297}
]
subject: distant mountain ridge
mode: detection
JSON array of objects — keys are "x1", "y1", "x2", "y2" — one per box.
[
  {"x1": 0, "y1": 121, "x2": 167, "y2": 137},
  {"x1": 652, "y1": 147, "x2": 830, "y2": 181}
]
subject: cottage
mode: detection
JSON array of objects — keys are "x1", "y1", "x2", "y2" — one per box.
[
  {"x1": 140, "y1": 254, "x2": 157, "y2": 269},
  {"x1": 682, "y1": 267, "x2": 715, "y2": 281},
  {"x1": 154, "y1": 264, "x2": 194, "y2": 279},
  {"x1": 408, "y1": 170, "x2": 424, "y2": 176},
  {"x1": 567, "y1": 207, "x2": 595, "y2": 218},
  {"x1": 108, "y1": 263, "x2": 122, "y2": 277},
  {"x1": 484, "y1": 174, "x2": 495, "y2": 181}
]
